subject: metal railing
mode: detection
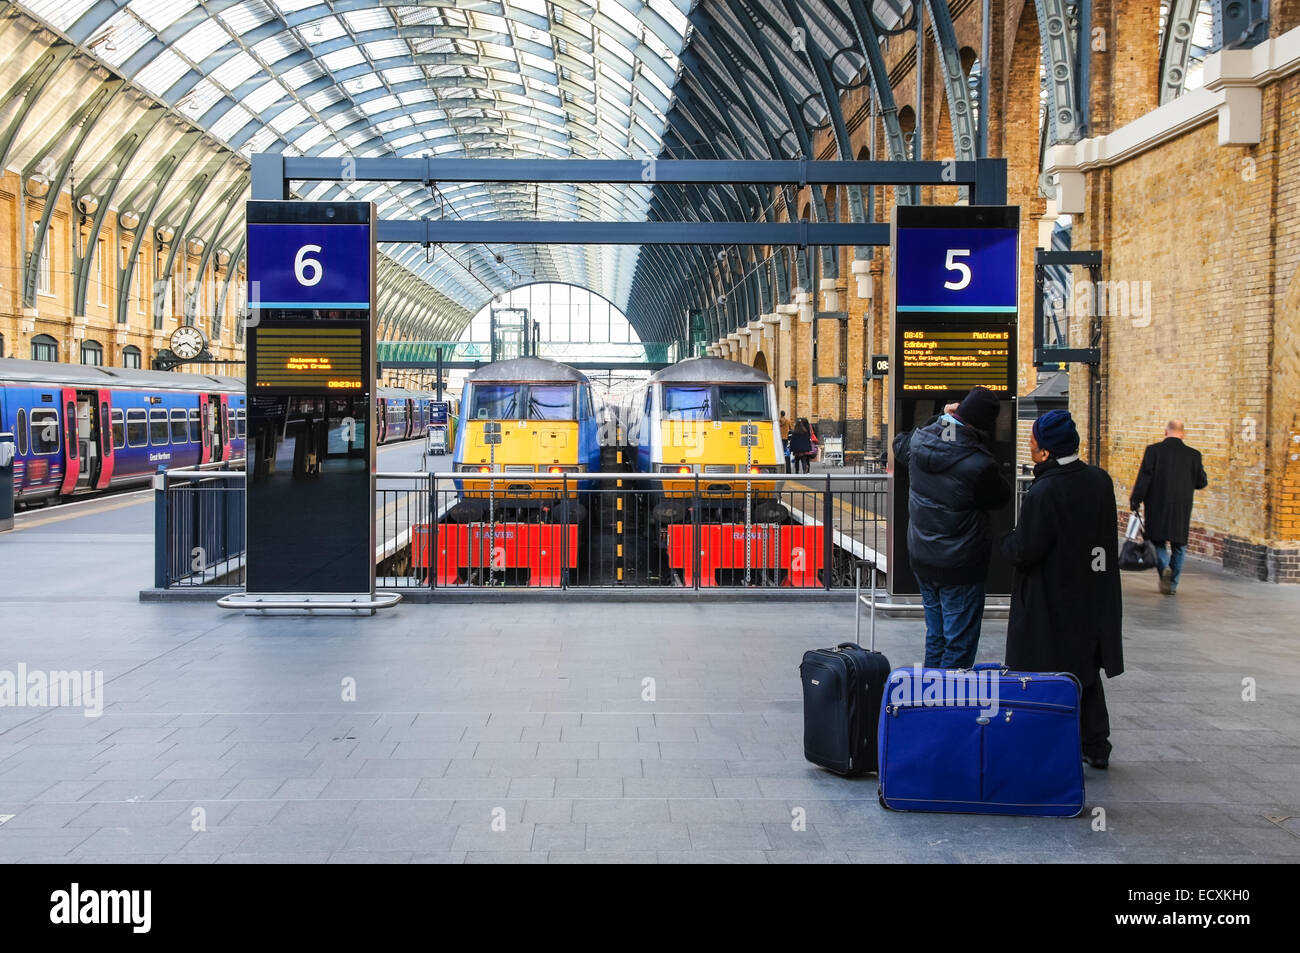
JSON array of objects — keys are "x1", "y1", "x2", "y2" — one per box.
[
  {"x1": 154, "y1": 462, "x2": 246, "y2": 589},
  {"x1": 156, "y1": 467, "x2": 1038, "y2": 592}
]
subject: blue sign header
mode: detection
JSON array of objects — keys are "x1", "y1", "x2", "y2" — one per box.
[
  {"x1": 895, "y1": 226, "x2": 1018, "y2": 313},
  {"x1": 247, "y1": 222, "x2": 372, "y2": 309}
]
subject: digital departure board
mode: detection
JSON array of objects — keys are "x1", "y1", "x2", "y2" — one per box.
[
  {"x1": 251, "y1": 326, "x2": 365, "y2": 391},
  {"x1": 889, "y1": 204, "x2": 1020, "y2": 598},
  {"x1": 898, "y1": 326, "x2": 1013, "y2": 393},
  {"x1": 244, "y1": 200, "x2": 376, "y2": 599}
]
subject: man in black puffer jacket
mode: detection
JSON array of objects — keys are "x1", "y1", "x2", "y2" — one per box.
[{"x1": 892, "y1": 387, "x2": 1013, "y2": 668}]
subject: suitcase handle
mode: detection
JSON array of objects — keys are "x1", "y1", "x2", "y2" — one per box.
[{"x1": 970, "y1": 662, "x2": 1009, "y2": 673}]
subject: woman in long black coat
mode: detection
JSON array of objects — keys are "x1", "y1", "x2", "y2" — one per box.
[{"x1": 1000, "y1": 411, "x2": 1123, "y2": 768}]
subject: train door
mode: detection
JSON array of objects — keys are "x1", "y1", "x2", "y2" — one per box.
[
  {"x1": 93, "y1": 389, "x2": 114, "y2": 489},
  {"x1": 377, "y1": 398, "x2": 387, "y2": 443},
  {"x1": 59, "y1": 388, "x2": 80, "y2": 495},
  {"x1": 210, "y1": 393, "x2": 229, "y2": 462},
  {"x1": 405, "y1": 399, "x2": 415, "y2": 440},
  {"x1": 198, "y1": 394, "x2": 212, "y2": 464}
]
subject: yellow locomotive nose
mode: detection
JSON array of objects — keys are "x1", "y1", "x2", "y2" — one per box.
[{"x1": 657, "y1": 420, "x2": 781, "y2": 498}]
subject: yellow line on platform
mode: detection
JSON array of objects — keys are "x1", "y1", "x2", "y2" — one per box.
[{"x1": 13, "y1": 494, "x2": 150, "y2": 530}]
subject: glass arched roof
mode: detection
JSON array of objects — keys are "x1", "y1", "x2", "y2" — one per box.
[
  {"x1": 17, "y1": 0, "x2": 692, "y2": 326},
  {"x1": 6, "y1": 0, "x2": 965, "y2": 346}
]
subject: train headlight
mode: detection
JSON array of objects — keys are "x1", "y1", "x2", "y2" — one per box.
[
  {"x1": 748, "y1": 466, "x2": 778, "y2": 474},
  {"x1": 459, "y1": 464, "x2": 493, "y2": 473},
  {"x1": 657, "y1": 464, "x2": 695, "y2": 474},
  {"x1": 546, "y1": 465, "x2": 579, "y2": 473}
]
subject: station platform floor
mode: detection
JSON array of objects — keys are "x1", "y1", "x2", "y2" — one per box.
[{"x1": 2, "y1": 455, "x2": 1299, "y2": 863}]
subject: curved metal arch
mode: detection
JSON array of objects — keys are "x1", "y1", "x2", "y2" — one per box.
[
  {"x1": 20, "y1": 80, "x2": 124, "y2": 307},
  {"x1": 0, "y1": 42, "x2": 77, "y2": 170},
  {"x1": 72, "y1": 106, "x2": 174, "y2": 317},
  {"x1": 1159, "y1": 0, "x2": 1202, "y2": 104},
  {"x1": 1036, "y1": 0, "x2": 1081, "y2": 146}
]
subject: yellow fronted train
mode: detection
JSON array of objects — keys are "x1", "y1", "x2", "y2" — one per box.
[
  {"x1": 448, "y1": 357, "x2": 599, "y2": 524},
  {"x1": 621, "y1": 356, "x2": 789, "y2": 525}
]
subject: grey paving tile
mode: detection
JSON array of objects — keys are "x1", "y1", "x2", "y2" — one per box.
[
  {"x1": 68, "y1": 801, "x2": 191, "y2": 827},
  {"x1": 546, "y1": 851, "x2": 658, "y2": 864},
  {"x1": 487, "y1": 758, "x2": 578, "y2": 778},
  {"x1": 346, "y1": 824, "x2": 458, "y2": 852},
  {"x1": 553, "y1": 778, "x2": 623, "y2": 799},
  {"x1": 522, "y1": 799, "x2": 574, "y2": 823},
  {"x1": 234, "y1": 824, "x2": 353, "y2": 853},
  {"x1": 355, "y1": 759, "x2": 449, "y2": 779},
  {"x1": 73, "y1": 827, "x2": 198, "y2": 854},
  {"x1": 622, "y1": 778, "x2": 717, "y2": 798},
  {"x1": 577, "y1": 759, "x2": 643, "y2": 777},
  {"x1": 464, "y1": 850, "x2": 549, "y2": 864},
  {"x1": 765, "y1": 850, "x2": 852, "y2": 863},
  {"x1": 597, "y1": 742, "x2": 660, "y2": 759},
  {"x1": 531, "y1": 823, "x2": 586, "y2": 852},
  {"x1": 450, "y1": 822, "x2": 536, "y2": 851},
  {"x1": 572, "y1": 798, "x2": 671, "y2": 824},
  {"x1": 507, "y1": 778, "x2": 556, "y2": 799},
  {"x1": 585, "y1": 823, "x2": 691, "y2": 851},
  {"x1": 319, "y1": 778, "x2": 420, "y2": 799},
  {"x1": 413, "y1": 778, "x2": 510, "y2": 799},
  {"x1": 688, "y1": 823, "x2": 774, "y2": 851},
  {"x1": 272, "y1": 800, "x2": 362, "y2": 825},
  {"x1": 216, "y1": 852, "x2": 333, "y2": 864},
  {"x1": 658, "y1": 850, "x2": 768, "y2": 863}
]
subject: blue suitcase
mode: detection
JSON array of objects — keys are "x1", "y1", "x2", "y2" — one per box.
[{"x1": 877, "y1": 664, "x2": 1085, "y2": 817}]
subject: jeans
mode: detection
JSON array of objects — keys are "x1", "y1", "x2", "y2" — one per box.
[
  {"x1": 1151, "y1": 540, "x2": 1186, "y2": 589},
  {"x1": 916, "y1": 577, "x2": 986, "y2": 669}
]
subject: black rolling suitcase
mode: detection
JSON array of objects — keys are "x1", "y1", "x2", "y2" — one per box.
[{"x1": 799, "y1": 560, "x2": 891, "y2": 776}]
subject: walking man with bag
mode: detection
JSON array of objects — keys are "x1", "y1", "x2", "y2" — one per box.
[
  {"x1": 892, "y1": 386, "x2": 1013, "y2": 669},
  {"x1": 1129, "y1": 419, "x2": 1209, "y2": 595},
  {"x1": 1000, "y1": 410, "x2": 1124, "y2": 769}
]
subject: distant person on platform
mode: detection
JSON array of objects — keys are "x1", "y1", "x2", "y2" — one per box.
[
  {"x1": 779, "y1": 411, "x2": 793, "y2": 473},
  {"x1": 1130, "y1": 419, "x2": 1208, "y2": 595},
  {"x1": 1000, "y1": 410, "x2": 1123, "y2": 770},
  {"x1": 789, "y1": 418, "x2": 815, "y2": 474},
  {"x1": 892, "y1": 387, "x2": 1013, "y2": 669}
]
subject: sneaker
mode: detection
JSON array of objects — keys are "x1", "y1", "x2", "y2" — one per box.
[{"x1": 1159, "y1": 567, "x2": 1173, "y2": 594}]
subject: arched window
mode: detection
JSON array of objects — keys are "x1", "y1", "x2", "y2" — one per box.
[
  {"x1": 81, "y1": 340, "x2": 103, "y2": 366},
  {"x1": 0, "y1": 332, "x2": 5, "y2": 359},
  {"x1": 122, "y1": 345, "x2": 142, "y2": 369},
  {"x1": 31, "y1": 334, "x2": 58, "y2": 362}
]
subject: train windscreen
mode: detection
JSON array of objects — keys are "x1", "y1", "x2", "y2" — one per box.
[
  {"x1": 716, "y1": 385, "x2": 768, "y2": 420},
  {"x1": 527, "y1": 385, "x2": 575, "y2": 420},
  {"x1": 472, "y1": 384, "x2": 576, "y2": 420},
  {"x1": 472, "y1": 384, "x2": 522, "y2": 419},
  {"x1": 663, "y1": 384, "x2": 767, "y2": 421},
  {"x1": 663, "y1": 386, "x2": 711, "y2": 420}
]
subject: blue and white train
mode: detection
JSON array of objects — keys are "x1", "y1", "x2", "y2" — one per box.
[{"x1": 0, "y1": 357, "x2": 437, "y2": 506}]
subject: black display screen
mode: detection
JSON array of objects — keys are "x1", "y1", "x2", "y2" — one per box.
[{"x1": 245, "y1": 396, "x2": 372, "y2": 593}]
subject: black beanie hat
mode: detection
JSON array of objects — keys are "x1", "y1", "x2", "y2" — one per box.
[{"x1": 954, "y1": 386, "x2": 1000, "y2": 434}]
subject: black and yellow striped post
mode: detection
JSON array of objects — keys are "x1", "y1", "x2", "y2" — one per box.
[{"x1": 615, "y1": 423, "x2": 624, "y2": 582}]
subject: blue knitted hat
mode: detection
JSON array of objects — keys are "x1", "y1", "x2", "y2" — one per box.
[{"x1": 1032, "y1": 409, "x2": 1080, "y2": 456}]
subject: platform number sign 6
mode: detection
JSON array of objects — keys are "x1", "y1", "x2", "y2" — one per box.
[
  {"x1": 295, "y1": 245, "x2": 323, "y2": 286},
  {"x1": 943, "y1": 249, "x2": 972, "y2": 291}
]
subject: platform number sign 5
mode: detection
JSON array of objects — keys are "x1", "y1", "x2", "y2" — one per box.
[
  {"x1": 894, "y1": 224, "x2": 1018, "y2": 314},
  {"x1": 295, "y1": 245, "x2": 323, "y2": 286},
  {"x1": 943, "y1": 249, "x2": 972, "y2": 290}
]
